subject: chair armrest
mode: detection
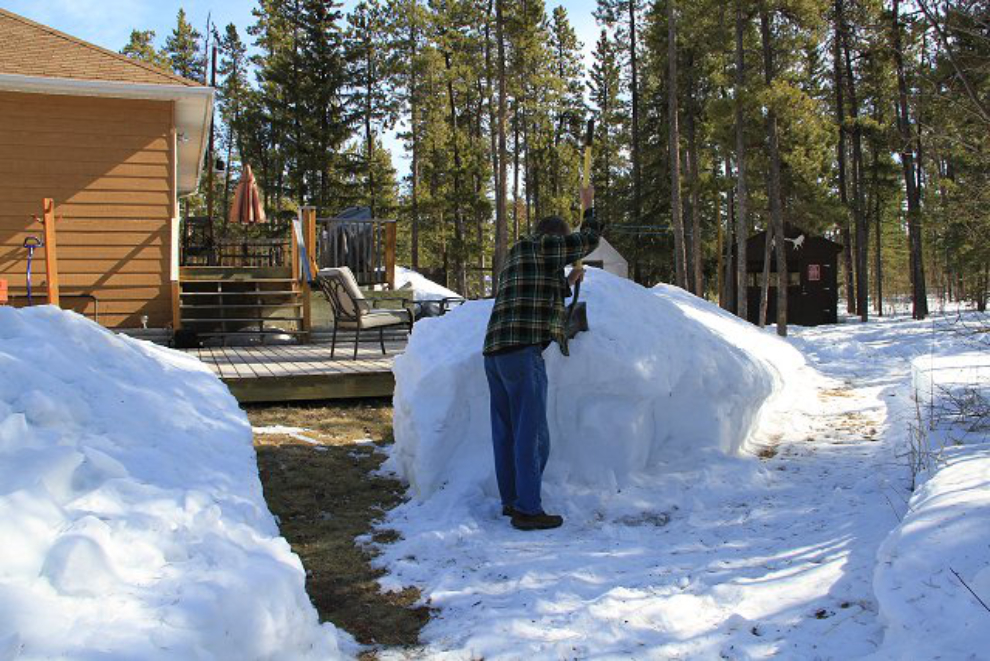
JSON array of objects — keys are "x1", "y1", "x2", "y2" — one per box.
[
  {"x1": 370, "y1": 297, "x2": 411, "y2": 308},
  {"x1": 367, "y1": 297, "x2": 418, "y2": 326}
]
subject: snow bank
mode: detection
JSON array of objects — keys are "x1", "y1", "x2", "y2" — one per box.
[
  {"x1": 872, "y1": 444, "x2": 990, "y2": 660},
  {"x1": 0, "y1": 307, "x2": 348, "y2": 660},
  {"x1": 388, "y1": 269, "x2": 796, "y2": 501},
  {"x1": 395, "y1": 266, "x2": 462, "y2": 301},
  {"x1": 871, "y1": 350, "x2": 990, "y2": 660}
]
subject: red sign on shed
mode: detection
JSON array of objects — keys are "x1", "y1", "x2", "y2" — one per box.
[{"x1": 808, "y1": 264, "x2": 821, "y2": 282}]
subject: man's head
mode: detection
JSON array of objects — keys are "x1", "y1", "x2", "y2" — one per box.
[{"x1": 535, "y1": 216, "x2": 570, "y2": 237}]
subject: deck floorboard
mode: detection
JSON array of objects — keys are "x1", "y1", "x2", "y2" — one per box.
[{"x1": 184, "y1": 339, "x2": 406, "y2": 403}]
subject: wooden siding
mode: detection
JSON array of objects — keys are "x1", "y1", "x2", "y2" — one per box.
[{"x1": 0, "y1": 91, "x2": 175, "y2": 328}]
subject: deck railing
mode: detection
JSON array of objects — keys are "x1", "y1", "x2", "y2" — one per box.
[
  {"x1": 181, "y1": 216, "x2": 291, "y2": 268},
  {"x1": 315, "y1": 215, "x2": 396, "y2": 288}
]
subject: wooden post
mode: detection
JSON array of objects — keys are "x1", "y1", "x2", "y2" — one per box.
[
  {"x1": 304, "y1": 207, "x2": 318, "y2": 277},
  {"x1": 301, "y1": 207, "x2": 317, "y2": 338},
  {"x1": 290, "y1": 215, "x2": 300, "y2": 282},
  {"x1": 385, "y1": 221, "x2": 397, "y2": 291},
  {"x1": 169, "y1": 281, "x2": 181, "y2": 330},
  {"x1": 42, "y1": 198, "x2": 60, "y2": 307}
]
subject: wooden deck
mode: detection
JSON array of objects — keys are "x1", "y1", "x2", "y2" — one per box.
[{"x1": 187, "y1": 337, "x2": 404, "y2": 403}]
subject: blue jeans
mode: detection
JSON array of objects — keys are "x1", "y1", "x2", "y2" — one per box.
[{"x1": 484, "y1": 345, "x2": 551, "y2": 515}]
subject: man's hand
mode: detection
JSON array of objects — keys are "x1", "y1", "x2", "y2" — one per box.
[
  {"x1": 580, "y1": 185, "x2": 595, "y2": 212},
  {"x1": 568, "y1": 267, "x2": 585, "y2": 287}
]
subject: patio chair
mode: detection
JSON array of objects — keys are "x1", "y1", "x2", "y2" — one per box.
[{"x1": 315, "y1": 267, "x2": 416, "y2": 359}]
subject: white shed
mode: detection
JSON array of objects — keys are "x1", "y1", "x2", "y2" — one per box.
[{"x1": 584, "y1": 237, "x2": 629, "y2": 279}]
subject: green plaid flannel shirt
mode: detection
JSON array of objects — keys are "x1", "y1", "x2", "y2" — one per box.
[{"x1": 483, "y1": 209, "x2": 602, "y2": 356}]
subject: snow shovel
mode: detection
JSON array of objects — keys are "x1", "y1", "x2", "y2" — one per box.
[
  {"x1": 565, "y1": 118, "x2": 594, "y2": 341},
  {"x1": 22, "y1": 236, "x2": 43, "y2": 305}
]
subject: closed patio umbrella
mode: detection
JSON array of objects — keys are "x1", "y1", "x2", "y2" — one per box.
[{"x1": 227, "y1": 164, "x2": 267, "y2": 225}]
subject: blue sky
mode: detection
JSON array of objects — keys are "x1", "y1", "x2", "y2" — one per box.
[
  {"x1": 4, "y1": 1, "x2": 601, "y2": 66},
  {"x1": 5, "y1": 0, "x2": 602, "y2": 173}
]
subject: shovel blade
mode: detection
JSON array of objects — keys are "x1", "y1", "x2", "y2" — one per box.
[{"x1": 565, "y1": 302, "x2": 589, "y2": 340}]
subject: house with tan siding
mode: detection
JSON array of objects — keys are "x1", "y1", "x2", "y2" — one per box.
[{"x1": 0, "y1": 8, "x2": 213, "y2": 329}]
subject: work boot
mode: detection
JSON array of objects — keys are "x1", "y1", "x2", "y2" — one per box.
[
  {"x1": 501, "y1": 505, "x2": 518, "y2": 517},
  {"x1": 511, "y1": 510, "x2": 563, "y2": 531}
]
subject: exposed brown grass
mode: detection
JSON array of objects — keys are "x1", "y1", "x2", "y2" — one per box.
[{"x1": 245, "y1": 399, "x2": 430, "y2": 650}]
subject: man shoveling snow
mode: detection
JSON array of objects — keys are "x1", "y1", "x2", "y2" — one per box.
[{"x1": 482, "y1": 185, "x2": 601, "y2": 531}]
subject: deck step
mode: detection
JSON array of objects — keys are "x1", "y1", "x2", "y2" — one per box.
[
  {"x1": 181, "y1": 278, "x2": 297, "y2": 284},
  {"x1": 194, "y1": 330, "x2": 309, "y2": 337},
  {"x1": 180, "y1": 290, "x2": 299, "y2": 296},
  {"x1": 182, "y1": 317, "x2": 304, "y2": 324},
  {"x1": 179, "y1": 270, "x2": 306, "y2": 345},
  {"x1": 181, "y1": 302, "x2": 303, "y2": 310}
]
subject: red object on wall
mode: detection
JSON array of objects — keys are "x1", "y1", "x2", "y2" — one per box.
[
  {"x1": 0, "y1": 278, "x2": 7, "y2": 304},
  {"x1": 808, "y1": 264, "x2": 821, "y2": 282}
]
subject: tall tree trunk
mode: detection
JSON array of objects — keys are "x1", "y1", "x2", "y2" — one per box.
[
  {"x1": 761, "y1": 4, "x2": 787, "y2": 336},
  {"x1": 870, "y1": 96, "x2": 883, "y2": 316},
  {"x1": 841, "y1": 19, "x2": 868, "y2": 321},
  {"x1": 494, "y1": 0, "x2": 509, "y2": 277},
  {"x1": 686, "y1": 56, "x2": 703, "y2": 296},
  {"x1": 523, "y1": 112, "x2": 532, "y2": 232},
  {"x1": 532, "y1": 118, "x2": 542, "y2": 222},
  {"x1": 892, "y1": 0, "x2": 927, "y2": 319},
  {"x1": 833, "y1": 0, "x2": 855, "y2": 314},
  {"x1": 723, "y1": 157, "x2": 736, "y2": 310},
  {"x1": 872, "y1": 134, "x2": 883, "y2": 316},
  {"x1": 715, "y1": 157, "x2": 724, "y2": 306},
  {"x1": 443, "y1": 49, "x2": 467, "y2": 295},
  {"x1": 409, "y1": 1, "x2": 421, "y2": 269},
  {"x1": 668, "y1": 0, "x2": 688, "y2": 289},
  {"x1": 758, "y1": 228, "x2": 773, "y2": 326},
  {"x1": 629, "y1": 0, "x2": 642, "y2": 236},
  {"x1": 734, "y1": 2, "x2": 749, "y2": 319},
  {"x1": 475, "y1": 78, "x2": 487, "y2": 298},
  {"x1": 482, "y1": 3, "x2": 498, "y2": 293},
  {"x1": 513, "y1": 103, "x2": 520, "y2": 240}
]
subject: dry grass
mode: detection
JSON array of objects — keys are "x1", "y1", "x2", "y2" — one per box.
[{"x1": 245, "y1": 398, "x2": 430, "y2": 650}]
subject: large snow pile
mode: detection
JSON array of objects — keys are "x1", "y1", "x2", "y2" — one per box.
[
  {"x1": 388, "y1": 268, "x2": 805, "y2": 501},
  {"x1": 0, "y1": 307, "x2": 348, "y2": 660},
  {"x1": 395, "y1": 266, "x2": 462, "y2": 301},
  {"x1": 871, "y1": 347, "x2": 990, "y2": 660}
]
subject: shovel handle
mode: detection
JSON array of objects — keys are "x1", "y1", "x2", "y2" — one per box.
[{"x1": 582, "y1": 119, "x2": 595, "y2": 188}]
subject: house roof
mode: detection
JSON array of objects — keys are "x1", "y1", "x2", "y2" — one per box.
[
  {"x1": 0, "y1": 8, "x2": 198, "y2": 86},
  {"x1": 0, "y1": 8, "x2": 213, "y2": 195}
]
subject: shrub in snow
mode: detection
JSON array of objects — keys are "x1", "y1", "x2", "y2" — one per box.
[
  {"x1": 0, "y1": 307, "x2": 348, "y2": 660},
  {"x1": 388, "y1": 269, "x2": 798, "y2": 502}
]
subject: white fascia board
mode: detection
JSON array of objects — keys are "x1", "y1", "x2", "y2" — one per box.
[{"x1": 0, "y1": 73, "x2": 214, "y2": 196}]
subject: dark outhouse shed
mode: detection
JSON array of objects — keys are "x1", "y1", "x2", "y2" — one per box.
[{"x1": 730, "y1": 225, "x2": 843, "y2": 327}]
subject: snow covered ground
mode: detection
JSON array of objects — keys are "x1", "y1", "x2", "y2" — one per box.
[
  {"x1": 376, "y1": 272, "x2": 989, "y2": 660},
  {"x1": 0, "y1": 307, "x2": 350, "y2": 660},
  {"x1": 2, "y1": 283, "x2": 985, "y2": 660}
]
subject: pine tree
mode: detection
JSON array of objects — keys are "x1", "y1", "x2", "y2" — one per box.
[
  {"x1": 121, "y1": 30, "x2": 171, "y2": 70},
  {"x1": 589, "y1": 29, "x2": 628, "y2": 232},
  {"x1": 347, "y1": 1, "x2": 401, "y2": 217},
  {"x1": 165, "y1": 9, "x2": 205, "y2": 81},
  {"x1": 217, "y1": 24, "x2": 252, "y2": 214}
]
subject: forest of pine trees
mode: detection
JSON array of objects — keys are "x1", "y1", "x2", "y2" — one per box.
[{"x1": 122, "y1": 0, "x2": 990, "y2": 318}]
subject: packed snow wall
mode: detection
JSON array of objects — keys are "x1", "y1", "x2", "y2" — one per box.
[
  {"x1": 0, "y1": 307, "x2": 347, "y2": 660},
  {"x1": 389, "y1": 269, "x2": 787, "y2": 500}
]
